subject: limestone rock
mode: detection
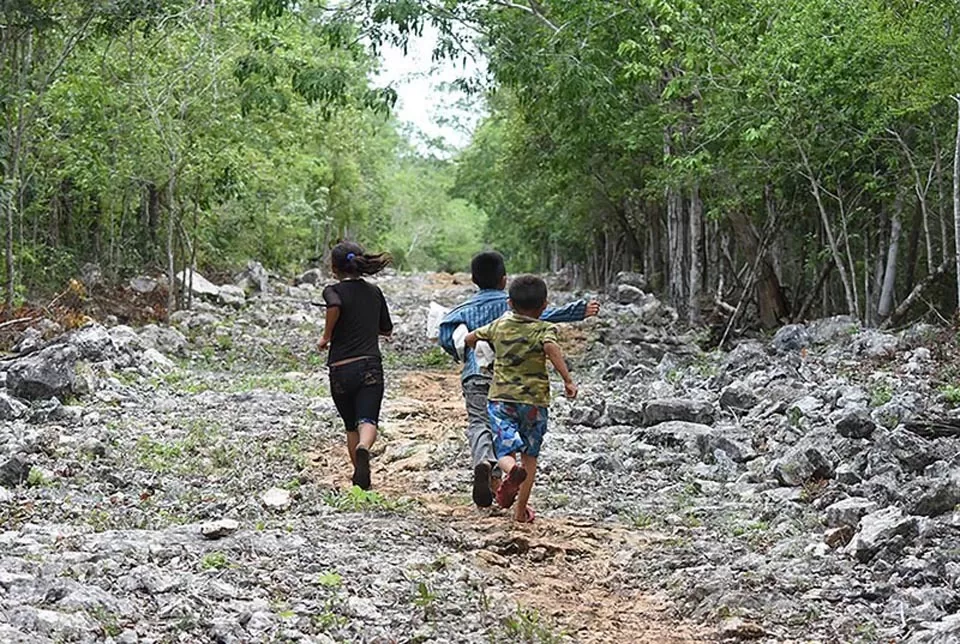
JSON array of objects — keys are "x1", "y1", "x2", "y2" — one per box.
[
  {"x1": 616, "y1": 284, "x2": 644, "y2": 305},
  {"x1": 294, "y1": 269, "x2": 324, "y2": 286},
  {"x1": 719, "y1": 382, "x2": 760, "y2": 413},
  {"x1": 176, "y1": 269, "x2": 220, "y2": 298},
  {"x1": 845, "y1": 507, "x2": 918, "y2": 563},
  {"x1": 129, "y1": 275, "x2": 159, "y2": 293},
  {"x1": 234, "y1": 260, "x2": 269, "y2": 295},
  {"x1": 772, "y1": 324, "x2": 810, "y2": 353},
  {"x1": 836, "y1": 410, "x2": 877, "y2": 439},
  {"x1": 643, "y1": 398, "x2": 715, "y2": 427},
  {"x1": 7, "y1": 344, "x2": 77, "y2": 401},
  {"x1": 773, "y1": 444, "x2": 834, "y2": 486},
  {"x1": 201, "y1": 519, "x2": 240, "y2": 540},
  {"x1": 261, "y1": 487, "x2": 291, "y2": 510},
  {"x1": 824, "y1": 497, "x2": 878, "y2": 528},
  {"x1": 217, "y1": 284, "x2": 246, "y2": 308},
  {"x1": 0, "y1": 391, "x2": 28, "y2": 420}
]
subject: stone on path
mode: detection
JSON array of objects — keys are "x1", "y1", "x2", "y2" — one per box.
[
  {"x1": 176, "y1": 269, "x2": 220, "y2": 298},
  {"x1": 642, "y1": 398, "x2": 714, "y2": 427},
  {"x1": 845, "y1": 507, "x2": 918, "y2": 563},
  {"x1": 261, "y1": 487, "x2": 291, "y2": 510},
  {"x1": 7, "y1": 344, "x2": 77, "y2": 401},
  {"x1": 201, "y1": 519, "x2": 240, "y2": 540}
]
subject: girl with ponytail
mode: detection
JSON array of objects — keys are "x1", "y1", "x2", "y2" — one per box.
[{"x1": 318, "y1": 241, "x2": 393, "y2": 490}]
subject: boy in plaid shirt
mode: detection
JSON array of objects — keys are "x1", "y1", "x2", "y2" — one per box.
[{"x1": 438, "y1": 252, "x2": 598, "y2": 508}]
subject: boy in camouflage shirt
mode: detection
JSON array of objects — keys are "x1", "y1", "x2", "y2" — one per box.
[{"x1": 465, "y1": 275, "x2": 577, "y2": 523}]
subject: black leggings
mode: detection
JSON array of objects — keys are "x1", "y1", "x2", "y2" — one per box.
[{"x1": 329, "y1": 357, "x2": 384, "y2": 432}]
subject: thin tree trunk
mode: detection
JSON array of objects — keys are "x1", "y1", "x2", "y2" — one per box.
[
  {"x1": 878, "y1": 196, "x2": 903, "y2": 320},
  {"x1": 799, "y1": 145, "x2": 857, "y2": 316},
  {"x1": 891, "y1": 127, "x2": 935, "y2": 273},
  {"x1": 688, "y1": 183, "x2": 702, "y2": 325},
  {"x1": 166, "y1": 173, "x2": 177, "y2": 316},
  {"x1": 883, "y1": 257, "x2": 953, "y2": 329},
  {"x1": 954, "y1": 95, "x2": 960, "y2": 313},
  {"x1": 935, "y1": 130, "x2": 948, "y2": 264},
  {"x1": 905, "y1": 199, "x2": 922, "y2": 292},
  {"x1": 871, "y1": 210, "x2": 886, "y2": 324},
  {"x1": 707, "y1": 217, "x2": 720, "y2": 295}
]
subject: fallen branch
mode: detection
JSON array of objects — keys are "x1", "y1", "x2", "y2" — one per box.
[
  {"x1": 904, "y1": 418, "x2": 960, "y2": 439},
  {"x1": 713, "y1": 275, "x2": 737, "y2": 316},
  {"x1": 880, "y1": 256, "x2": 953, "y2": 329},
  {"x1": 0, "y1": 316, "x2": 39, "y2": 330}
]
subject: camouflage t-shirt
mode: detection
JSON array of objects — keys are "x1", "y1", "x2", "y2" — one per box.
[{"x1": 474, "y1": 313, "x2": 559, "y2": 406}]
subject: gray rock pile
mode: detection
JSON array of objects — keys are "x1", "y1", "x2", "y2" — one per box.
[
  {"x1": 553, "y1": 306, "x2": 960, "y2": 642},
  {"x1": 2, "y1": 268, "x2": 958, "y2": 642}
]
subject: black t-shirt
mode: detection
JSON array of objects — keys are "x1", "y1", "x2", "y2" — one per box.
[{"x1": 322, "y1": 279, "x2": 393, "y2": 364}]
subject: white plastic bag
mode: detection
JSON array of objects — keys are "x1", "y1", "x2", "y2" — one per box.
[
  {"x1": 475, "y1": 340, "x2": 495, "y2": 369},
  {"x1": 426, "y1": 302, "x2": 449, "y2": 340},
  {"x1": 452, "y1": 324, "x2": 469, "y2": 360}
]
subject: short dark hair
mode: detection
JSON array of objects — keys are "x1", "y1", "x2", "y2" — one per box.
[
  {"x1": 508, "y1": 275, "x2": 548, "y2": 311},
  {"x1": 471, "y1": 251, "x2": 506, "y2": 289}
]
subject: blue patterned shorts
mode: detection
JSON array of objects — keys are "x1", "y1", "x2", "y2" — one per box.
[{"x1": 487, "y1": 401, "x2": 548, "y2": 459}]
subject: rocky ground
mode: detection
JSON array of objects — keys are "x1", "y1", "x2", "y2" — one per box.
[{"x1": 0, "y1": 267, "x2": 959, "y2": 643}]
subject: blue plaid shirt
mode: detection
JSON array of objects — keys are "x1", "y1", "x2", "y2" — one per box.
[{"x1": 438, "y1": 289, "x2": 587, "y2": 383}]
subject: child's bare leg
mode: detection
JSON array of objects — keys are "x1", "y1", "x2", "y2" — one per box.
[
  {"x1": 497, "y1": 454, "x2": 517, "y2": 475},
  {"x1": 514, "y1": 453, "x2": 538, "y2": 521},
  {"x1": 358, "y1": 422, "x2": 377, "y2": 451},
  {"x1": 351, "y1": 422, "x2": 377, "y2": 490},
  {"x1": 347, "y1": 431, "x2": 360, "y2": 466}
]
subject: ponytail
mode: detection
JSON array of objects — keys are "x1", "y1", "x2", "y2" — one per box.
[{"x1": 331, "y1": 241, "x2": 392, "y2": 277}]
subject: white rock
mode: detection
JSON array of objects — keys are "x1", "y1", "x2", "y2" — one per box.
[
  {"x1": 217, "y1": 284, "x2": 246, "y2": 308},
  {"x1": 201, "y1": 518, "x2": 240, "y2": 540},
  {"x1": 261, "y1": 487, "x2": 292, "y2": 510},
  {"x1": 176, "y1": 269, "x2": 220, "y2": 298}
]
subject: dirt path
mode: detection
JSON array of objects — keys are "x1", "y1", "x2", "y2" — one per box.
[{"x1": 307, "y1": 370, "x2": 711, "y2": 643}]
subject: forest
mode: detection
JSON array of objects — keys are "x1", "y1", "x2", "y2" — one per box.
[{"x1": 3, "y1": 0, "x2": 960, "y2": 331}]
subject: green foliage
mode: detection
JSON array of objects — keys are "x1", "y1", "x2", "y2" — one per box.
[
  {"x1": 499, "y1": 607, "x2": 566, "y2": 644},
  {"x1": 316, "y1": 571, "x2": 343, "y2": 588},
  {"x1": 941, "y1": 385, "x2": 960, "y2": 405},
  {"x1": 322, "y1": 485, "x2": 408, "y2": 513},
  {"x1": 2, "y1": 0, "x2": 481, "y2": 303},
  {"x1": 869, "y1": 382, "x2": 894, "y2": 407},
  {"x1": 200, "y1": 552, "x2": 229, "y2": 570}
]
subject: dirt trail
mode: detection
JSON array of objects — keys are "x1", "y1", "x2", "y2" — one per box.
[{"x1": 307, "y1": 369, "x2": 710, "y2": 643}]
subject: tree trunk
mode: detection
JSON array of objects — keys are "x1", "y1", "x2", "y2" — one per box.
[
  {"x1": 706, "y1": 217, "x2": 720, "y2": 295},
  {"x1": 729, "y1": 211, "x2": 788, "y2": 329},
  {"x1": 799, "y1": 146, "x2": 857, "y2": 316},
  {"x1": 935, "y1": 131, "x2": 948, "y2": 264},
  {"x1": 882, "y1": 257, "x2": 953, "y2": 329},
  {"x1": 667, "y1": 186, "x2": 685, "y2": 312},
  {"x1": 166, "y1": 175, "x2": 177, "y2": 316},
  {"x1": 954, "y1": 96, "x2": 960, "y2": 313},
  {"x1": 878, "y1": 197, "x2": 903, "y2": 320},
  {"x1": 905, "y1": 199, "x2": 922, "y2": 292},
  {"x1": 688, "y1": 183, "x2": 702, "y2": 325}
]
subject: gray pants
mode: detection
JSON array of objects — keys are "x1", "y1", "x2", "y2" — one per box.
[{"x1": 463, "y1": 376, "x2": 497, "y2": 469}]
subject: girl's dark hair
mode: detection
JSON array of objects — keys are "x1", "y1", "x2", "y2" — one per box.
[{"x1": 331, "y1": 241, "x2": 392, "y2": 277}]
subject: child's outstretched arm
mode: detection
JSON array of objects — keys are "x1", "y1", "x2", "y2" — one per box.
[
  {"x1": 541, "y1": 299, "x2": 600, "y2": 323},
  {"x1": 465, "y1": 322, "x2": 493, "y2": 351},
  {"x1": 544, "y1": 342, "x2": 577, "y2": 399},
  {"x1": 464, "y1": 330, "x2": 479, "y2": 349}
]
